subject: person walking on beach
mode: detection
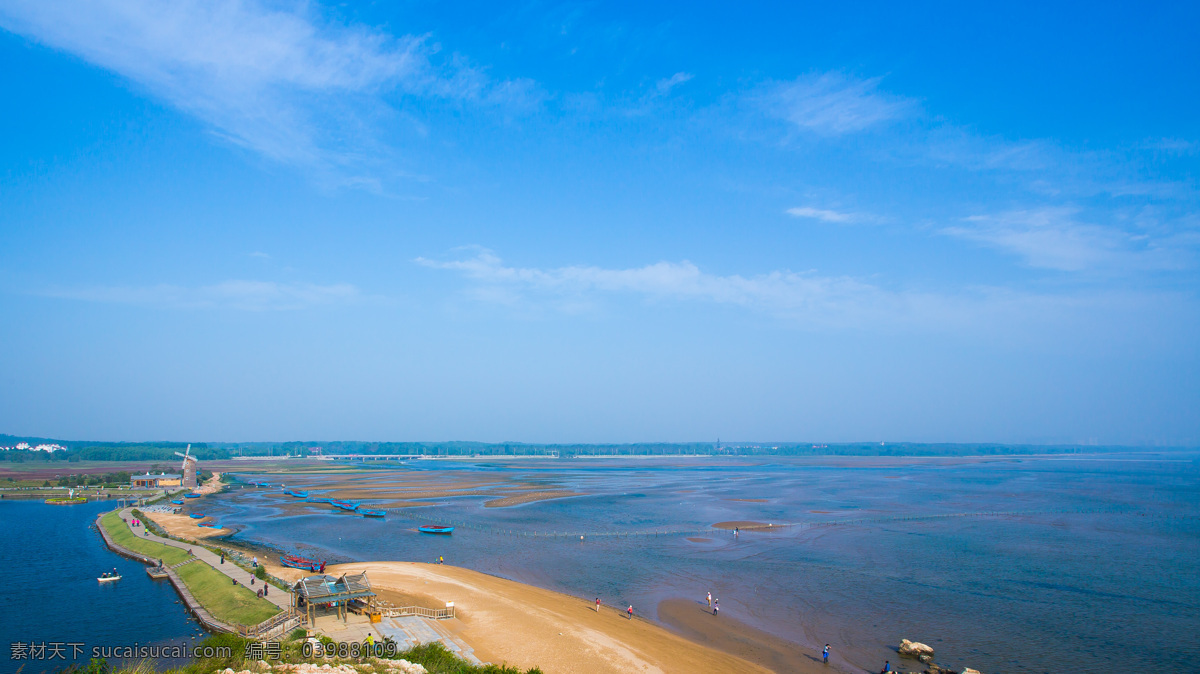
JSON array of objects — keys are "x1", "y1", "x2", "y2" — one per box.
[
  {"x1": 713, "y1": 602, "x2": 719, "y2": 616},
  {"x1": 252, "y1": 556, "x2": 258, "y2": 568},
  {"x1": 823, "y1": 644, "x2": 830, "y2": 664},
  {"x1": 627, "y1": 605, "x2": 633, "y2": 620},
  {"x1": 595, "y1": 598, "x2": 601, "y2": 612},
  {"x1": 707, "y1": 591, "x2": 712, "y2": 608}
]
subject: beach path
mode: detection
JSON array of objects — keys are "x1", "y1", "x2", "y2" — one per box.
[{"x1": 119, "y1": 507, "x2": 290, "y2": 610}]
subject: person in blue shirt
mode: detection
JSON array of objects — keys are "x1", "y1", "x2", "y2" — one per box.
[{"x1": 823, "y1": 644, "x2": 830, "y2": 664}]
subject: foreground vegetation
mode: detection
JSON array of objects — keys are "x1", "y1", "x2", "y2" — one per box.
[{"x1": 59, "y1": 634, "x2": 543, "y2": 674}]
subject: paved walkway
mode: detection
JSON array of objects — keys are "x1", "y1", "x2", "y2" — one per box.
[{"x1": 119, "y1": 507, "x2": 290, "y2": 610}]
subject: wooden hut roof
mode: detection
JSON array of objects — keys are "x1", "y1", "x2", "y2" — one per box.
[{"x1": 291, "y1": 572, "x2": 374, "y2": 604}]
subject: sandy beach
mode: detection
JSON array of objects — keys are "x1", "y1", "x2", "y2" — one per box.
[{"x1": 293, "y1": 561, "x2": 775, "y2": 674}]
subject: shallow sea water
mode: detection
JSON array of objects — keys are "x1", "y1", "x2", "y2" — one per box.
[{"x1": 99, "y1": 453, "x2": 1200, "y2": 672}]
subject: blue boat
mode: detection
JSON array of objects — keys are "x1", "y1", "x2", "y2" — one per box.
[
  {"x1": 198, "y1": 522, "x2": 221, "y2": 529},
  {"x1": 331, "y1": 500, "x2": 358, "y2": 511},
  {"x1": 184, "y1": 493, "x2": 201, "y2": 498},
  {"x1": 305, "y1": 497, "x2": 334, "y2": 504},
  {"x1": 285, "y1": 490, "x2": 309, "y2": 498},
  {"x1": 189, "y1": 513, "x2": 205, "y2": 519},
  {"x1": 171, "y1": 499, "x2": 184, "y2": 505},
  {"x1": 418, "y1": 525, "x2": 454, "y2": 535},
  {"x1": 360, "y1": 509, "x2": 386, "y2": 518}
]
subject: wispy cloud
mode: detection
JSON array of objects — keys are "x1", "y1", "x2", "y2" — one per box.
[
  {"x1": 786, "y1": 206, "x2": 857, "y2": 223},
  {"x1": 0, "y1": 0, "x2": 537, "y2": 176},
  {"x1": 655, "y1": 72, "x2": 693, "y2": 94},
  {"x1": 758, "y1": 73, "x2": 916, "y2": 136},
  {"x1": 417, "y1": 249, "x2": 1197, "y2": 349},
  {"x1": 44, "y1": 280, "x2": 360, "y2": 310},
  {"x1": 248, "y1": 251, "x2": 272, "y2": 259},
  {"x1": 942, "y1": 207, "x2": 1188, "y2": 272}
]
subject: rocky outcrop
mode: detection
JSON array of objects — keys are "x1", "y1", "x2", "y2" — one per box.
[{"x1": 899, "y1": 639, "x2": 935, "y2": 663}]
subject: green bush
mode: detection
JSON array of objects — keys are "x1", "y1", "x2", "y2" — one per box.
[{"x1": 255, "y1": 565, "x2": 267, "y2": 580}]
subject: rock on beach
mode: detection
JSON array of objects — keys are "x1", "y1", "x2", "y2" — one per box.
[{"x1": 899, "y1": 638, "x2": 935, "y2": 663}]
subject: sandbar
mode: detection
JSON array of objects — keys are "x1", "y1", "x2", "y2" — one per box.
[
  {"x1": 711, "y1": 521, "x2": 779, "y2": 530},
  {"x1": 484, "y1": 490, "x2": 581, "y2": 508}
]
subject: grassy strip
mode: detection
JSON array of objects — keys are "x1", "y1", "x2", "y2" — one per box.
[
  {"x1": 99, "y1": 510, "x2": 189, "y2": 565},
  {"x1": 175, "y1": 561, "x2": 280, "y2": 626},
  {"x1": 100, "y1": 510, "x2": 278, "y2": 626}
]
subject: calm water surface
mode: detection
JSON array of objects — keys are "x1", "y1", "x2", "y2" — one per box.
[
  {"x1": 210, "y1": 454, "x2": 1199, "y2": 673},
  {"x1": 0, "y1": 499, "x2": 206, "y2": 674}
]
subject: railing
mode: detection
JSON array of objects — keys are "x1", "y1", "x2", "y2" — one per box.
[
  {"x1": 238, "y1": 609, "x2": 304, "y2": 640},
  {"x1": 379, "y1": 605, "x2": 455, "y2": 620}
]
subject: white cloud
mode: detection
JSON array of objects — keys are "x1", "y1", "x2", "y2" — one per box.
[
  {"x1": 418, "y1": 249, "x2": 973, "y2": 329},
  {"x1": 656, "y1": 72, "x2": 693, "y2": 94},
  {"x1": 786, "y1": 206, "x2": 856, "y2": 223},
  {"x1": 44, "y1": 280, "x2": 360, "y2": 310},
  {"x1": 0, "y1": 0, "x2": 535, "y2": 174},
  {"x1": 941, "y1": 207, "x2": 1188, "y2": 272},
  {"x1": 248, "y1": 251, "x2": 272, "y2": 259},
  {"x1": 760, "y1": 73, "x2": 915, "y2": 136}
]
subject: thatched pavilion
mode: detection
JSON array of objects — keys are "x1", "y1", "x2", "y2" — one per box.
[{"x1": 291, "y1": 572, "x2": 375, "y2": 624}]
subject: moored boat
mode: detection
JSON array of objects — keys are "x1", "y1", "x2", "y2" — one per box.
[
  {"x1": 418, "y1": 525, "x2": 454, "y2": 534},
  {"x1": 189, "y1": 512, "x2": 205, "y2": 519},
  {"x1": 280, "y1": 554, "x2": 325, "y2": 572},
  {"x1": 284, "y1": 489, "x2": 309, "y2": 498},
  {"x1": 198, "y1": 522, "x2": 221, "y2": 529},
  {"x1": 171, "y1": 499, "x2": 184, "y2": 505},
  {"x1": 359, "y1": 509, "x2": 386, "y2": 518},
  {"x1": 184, "y1": 493, "x2": 201, "y2": 498}
]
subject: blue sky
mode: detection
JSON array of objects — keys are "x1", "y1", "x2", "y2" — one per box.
[{"x1": 1, "y1": 1, "x2": 1197, "y2": 444}]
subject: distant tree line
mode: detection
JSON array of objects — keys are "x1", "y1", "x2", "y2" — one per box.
[{"x1": 0, "y1": 433, "x2": 1156, "y2": 460}]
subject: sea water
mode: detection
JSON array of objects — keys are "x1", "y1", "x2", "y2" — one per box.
[
  {"x1": 211, "y1": 453, "x2": 1200, "y2": 673},
  {"x1": 0, "y1": 499, "x2": 206, "y2": 674}
]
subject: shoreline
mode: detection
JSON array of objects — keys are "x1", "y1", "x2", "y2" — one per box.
[{"x1": 140, "y1": 508, "x2": 789, "y2": 673}]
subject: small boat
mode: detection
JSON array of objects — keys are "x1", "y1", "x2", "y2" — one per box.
[
  {"x1": 331, "y1": 500, "x2": 358, "y2": 511},
  {"x1": 184, "y1": 493, "x2": 201, "y2": 499},
  {"x1": 284, "y1": 489, "x2": 309, "y2": 498},
  {"x1": 189, "y1": 513, "x2": 205, "y2": 519},
  {"x1": 359, "y1": 509, "x2": 386, "y2": 518},
  {"x1": 305, "y1": 497, "x2": 334, "y2": 504},
  {"x1": 418, "y1": 525, "x2": 454, "y2": 535},
  {"x1": 280, "y1": 554, "x2": 325, "y2": 572},
  {"x1": 171, "y1": 499, "x2": 184, "y2": 505},
  {"x1": 198, "y1": 522, "x2": 222, "y2": 529},
  {"x1": 97, "y1": 574, "x2": 122, "y2": 583}
]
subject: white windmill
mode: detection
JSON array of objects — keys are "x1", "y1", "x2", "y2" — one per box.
[{"x1": 174, "y1": 444, "x2": 199, "y2": 490}]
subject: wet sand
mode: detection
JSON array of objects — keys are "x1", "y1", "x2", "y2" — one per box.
[
  {"x1": 657, "y1": 598, "x2": 826, "y2": 673},
  {"x1": 712, "y1": 520, "x2": 780, "y2": 530},
  {"x1": 484, "y1": 490, "x2": 581, "y2": 508}
]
